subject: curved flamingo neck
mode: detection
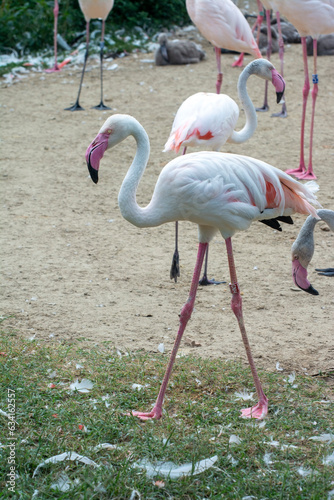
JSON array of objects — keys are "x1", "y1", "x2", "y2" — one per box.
[
  {"x1": 230, "y1": 64, "x2": 258, "y2": 144},
  {"x1": 292, "y1": 209, "x2": 334, "y2": 262},
  {"x1": 117, "y1": 120, "x2": 162, "y2": 228},
  {"x1": 117, "y1": 121, "x2": 149, "y2": 226}
]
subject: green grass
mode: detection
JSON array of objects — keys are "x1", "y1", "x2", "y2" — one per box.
[{"x1": 0, "y1": 326, "x2": 333, "y2": 499}]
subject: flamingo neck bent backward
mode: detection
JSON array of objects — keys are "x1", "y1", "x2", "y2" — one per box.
[
  {"x1": 292, "y1": 209, "x2": 334, "y2": 294},
  {"x1": 230, "y1": 59, "x2": 285, "y2": 144}
]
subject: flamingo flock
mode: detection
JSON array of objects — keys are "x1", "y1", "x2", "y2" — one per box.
[{"x1": 46, "y1": 0, "x2": 332, "y2": 420}]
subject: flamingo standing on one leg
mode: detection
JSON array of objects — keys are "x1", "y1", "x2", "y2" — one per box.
[
  {"x1": 256, "y1": 1, "x2": 287, "y2": 117},
  {"x1": 270, "y1": 0, "x2": 334, "y2": 179},
  {"x1": 164, "y1": 59, "x2": 285, "y2": 284},
  {"x1": 65, "y1": 0, "x2": 114, "y2": 111},
  {"x1": 292, "y1": 209, "x2": 334, "y2": 294},
  {"x1": 186, "y1": 0, "x2": 262, "y2": 94},
  {"x1": 85, "y1": 113, "x2": 320, "y2": 420}
]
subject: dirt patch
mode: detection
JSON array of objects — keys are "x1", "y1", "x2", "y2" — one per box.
[{"x1": 1, "y1": 39, "x2": 333, "y2": 377}]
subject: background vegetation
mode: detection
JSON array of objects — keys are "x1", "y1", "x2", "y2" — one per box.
[{"x1": 0, "y1": 0, "x2": 190, "y2": 55}]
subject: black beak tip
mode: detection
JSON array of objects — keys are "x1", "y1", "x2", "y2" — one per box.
[
  {"x1": 305, "y1": 284, "x2": 319, "y2": 296},
  {"x1": 87, "y1": 162, "x2": 98, "y2": 184},
  {"x1": 276, "y1": 90, "x2": 284, "y2": 104}
]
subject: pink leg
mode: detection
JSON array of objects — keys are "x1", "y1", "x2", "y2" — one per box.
[
  {"x1": 256, "y1": 9, "x2": 271, "y2": 112},
  {"x1": 299, "y1": 39, "x2": 318, "y2": 180},
  {"x1": 46, "y1": 0, "x2": 60, "y2": 72},
  {"x1": 286, "y1": 37, "x2": 309, "y2": 176},
  {"x1": 225, "y1": 238, "x2": 268, "y2": 419},
  {"x1": 271, "y1": 12, "x2": 287, "y2": 118},
  {"x1": 215, "y1": 47, "x2": 223, "y2": 94},
  {"x1": 132, "y1": 242, "x2": 207, "y2": 420},
  {"x1": 232, "y1": 52, "x2": 245, "y2": 68}
]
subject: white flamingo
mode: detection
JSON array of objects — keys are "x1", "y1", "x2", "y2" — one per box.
[
  {"x1": 66, "y1": 0, "x2": 114, "y2": 111},
  {"x1": 292, "y1": 209, "x2": 334, "y2": 294},
  {"x1": 186, "y1": 0, "x2": 262, "y2": 94},
  {"x1": 164, "y1": 58, "x2": 285, "y2": 284},
  {"x1": 85, "y1": 113, "x2": 320, "y2": 420}
]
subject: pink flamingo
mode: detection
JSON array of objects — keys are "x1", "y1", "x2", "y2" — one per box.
[
  {"x1": 292, "y1": 209, "x2": 334, "y2": 294},
  {"x1": 85, "y1": 113, "x2": 320, "y2": 420},
  {"x1": 272, "y1": 0, "x2": 334, "y2": 180},
  {"x1": 164, "y1": 58, "x2": 285, "y2": 284},
  {"x1": 256, "y1": 1, "x2": 287, "y2": 117},
  {"x1": 66, "y1": 0, "x2": 114, "y2": 111},
  {"x1": 186, "y1": 0, "x2": 262, "y2": 94}
]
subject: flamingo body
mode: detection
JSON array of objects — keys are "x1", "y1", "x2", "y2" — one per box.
[
  {"x1": 85, "y1": 114, "x2": 321, "y2": 421},
  {"x1": 164, "y1": 93, "x2": 239, "y2": 153},
  {"x1": 186, "y1": 0, "x2": 261, "y2": 58},
  {"x1": 78, "y1": 0, "x2": 114, "y2": 22},
  {"x1": 270, "y1": 0, "x2": 334, "y2": 38}
]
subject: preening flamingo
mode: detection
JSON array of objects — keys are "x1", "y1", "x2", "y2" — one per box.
[
  {"x1": 66, "y1": 0, "x2": 114, "y2": 111},
  {"x1": 185, "y1": 0, "x2": 262, "y2": 94},
  {"x1": 164, "y1": 58, "x2": 285, "y2": 284},
  {"x1": 271, "y1": 0, "x2": 334, "y2": 179},
  {"x1": 292, "y1": 209, "x2": 334, "y2": 294},
  {"x1": 256, "y1": 1, "x2": 287, "y2": 117},
  {"x1": 85, "y1": 113, "x2": 320, "y2": 420}
]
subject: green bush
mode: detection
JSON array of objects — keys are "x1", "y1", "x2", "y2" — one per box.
[{"x1": 0, "y1": 0, "x2": 190, "y2": 55}]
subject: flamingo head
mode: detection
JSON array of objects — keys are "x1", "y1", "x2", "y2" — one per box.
[
  {"x1": 291, "y1": 238, "x2": 319, "y2": 295},
  {"x1": 86, "y1": 114, "x2": 136, "y2": 184},
  {"x1": 247, "y1": 59, "x2": 285, "y2": 104},
  {"x1": 85, "y1": 131, "x2": 111, "y2": 184}
]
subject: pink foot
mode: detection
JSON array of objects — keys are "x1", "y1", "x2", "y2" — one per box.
[
  {"x1": 298, "y1": 170, "x2": 317, "y2": 180},
  {"x1": 131, "y1": 406, "x2": 162, "y2": 421},
  {"x1": 45, "y1": 65, "x2": 60, "y2": 73},
  {"x1": 232, "y1": 53, "x2": 244, "y2": 67},
  {"x1": 240, "y1": 397, "x2": 268, "y2": 419},
  {"x1": 285, "y1": 167, "x2": 305, "y2": 177}
]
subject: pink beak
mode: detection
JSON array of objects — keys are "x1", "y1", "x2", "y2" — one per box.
[
  {"x1": 292, "y1": 260, "x2": 319, "y2": 295},
  {"x1": 271, "y1": 69, "x2": 285, "y2": 104},
  {"x1": 85, "y1": 132, "x2": 110, "y2": 184}
]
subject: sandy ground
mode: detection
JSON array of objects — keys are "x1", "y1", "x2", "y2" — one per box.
[{"x1": 1, "y1": 36, "x2": 333, "y2": 378}]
